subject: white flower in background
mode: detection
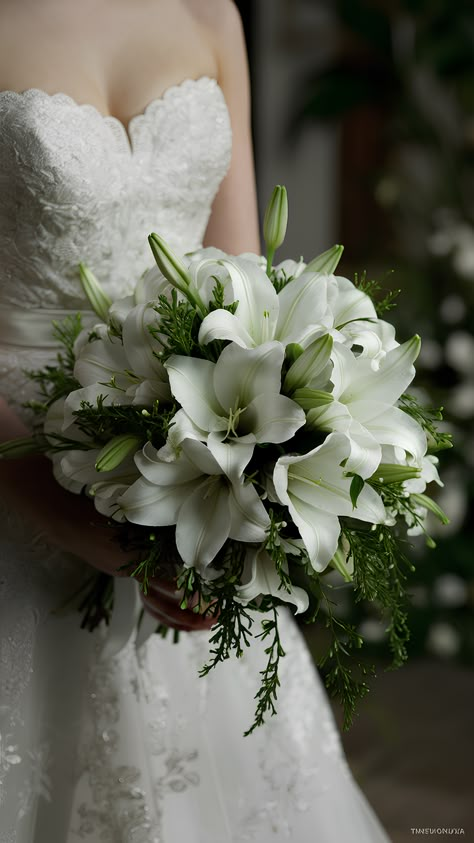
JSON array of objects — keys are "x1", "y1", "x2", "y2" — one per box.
[
  {"x1": 429, "y1": 218, "x2": 474, "y2": 281},
  {"x1": 432, "y1": 574, "x2": 468, "y2": 608},
  {"x1": 118, "y1": 439, "x2": 269, "y2": 571},
  {"x1": 273, "y1": 432, "x2": 386, "y2": 571},
  {"x1": 426, "y1": 622, "x2": 461, "y2": 659},
  {"x1": 439, "y1": 294, "x2": 466, "y2": 325},
  {"x1": 357, "y1": 618, "x2": 387, "y2": 643},
  {"x1": 444, "y1": 330, "x2": 474, "y2": 420},
  {"x1": 445, "y1": 331, "x2": 474, "y2": 376},
  {"x1": 165, "y1": 341, "x2": 305, "y2": 478},
  {"x1": 303, "y1": 336, "x2": 426, "y2": 478},
  {"x1": 235, "y1": 546, "x2": 309, "y2": 613}
]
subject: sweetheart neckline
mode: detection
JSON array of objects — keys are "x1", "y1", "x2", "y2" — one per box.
[{"x1": 0, "y1": 75, "x2": 222, "y2": 155}]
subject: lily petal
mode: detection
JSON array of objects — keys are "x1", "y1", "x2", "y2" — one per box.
[
  {"x1": 198, "y1": 309, "x2": 257, "y2": 348},
  {"x1": 165, "y1": 355, "x2": 226, "y2": 432},
  {"x1": 235, "y1": 547, "x2": 309, "y2": 613},
  {"x1": 135, "y1": 441, "x2": 205, "y2": 485},
  {"x1": 207, "y1": 432, "x2": 255, "y2": 480},
  {"x1": 218, "y1": 257, "x2": 279, "y2": 345},
  {"x1": 74, "y1": 325, "x2": 129, "y2": 388},
  {"x1": 276, "y1": 272, "x2": 329, "y2": 345},
  {"x1": 242, "y1": 392, "x2": 305, "y2": 443},
  {"x1": 327, "y1": 276, "x2": 376, "y2": 327},
  {"x1": 213, "y1": 341, "x2": 285, "y2": 410},
  {"x1": 118, "y1": 476, "x2": 194, "y2": 526},
  {"x1": 350, "y1": 401, "x2": 427, "y2": 464},
  {"x1": 176, "y1": 477, "x2": 232, "y2": 569},
  {"x1": 228, "y1": 481, "x2": 270, "y2": 542}
]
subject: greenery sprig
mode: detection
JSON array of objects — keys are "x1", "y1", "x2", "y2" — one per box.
[
  {"x1": 354, "y1": 270, "x2": 400, "y2": 316},
  {"x1": 399, "y1": 393, "x2": 453, "y2": 452}
]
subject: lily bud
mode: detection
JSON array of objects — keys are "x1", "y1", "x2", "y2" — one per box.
[
  {"x1": 305, "y1": 244, "x2": 344, "y2": 275},
  {"x1": 79, "y1": 263, "x2": 112, "y2": 323},
  {"x1": 283, "y1": 334, "x2": 333, "y2": 394},
  {"x1": 329, "y1": 545, "x2": 354, "y2": 583},
  {"x1": 369, "y1": 464, "x2": 421, "y2": 484},
  {"x1": 264, "y1": 185, "x2": 288, "y2": 259},
  {"x1": 95, "y1": 434, "x2": 141, "y2": 473},
  {"x1": 148, "y1": 233, "x2": 206, "y2": 315},
  {"x1": 410, "y1": 492, "x2": 450, "y2": 525},
  {"x1": 292, "y1": 388, "x2": 334, "y2": 412},
  {"x1": 148, "y1": 233, "x2": 193, "y2": 293},
  {"x1": 0, "y1": 436, "x2": 39, "y2": 459}
]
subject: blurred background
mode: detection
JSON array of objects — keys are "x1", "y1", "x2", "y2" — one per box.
[{"x1": 236, "y1": 1, "x2": 474, "y2": 839}]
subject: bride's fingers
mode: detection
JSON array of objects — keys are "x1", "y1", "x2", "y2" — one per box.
[
  {"x1": 146, "y1": 576, "x2": 183, "y2": 601},
  {"x1": 140, "y1": 590, "x2": 216, "y2": 632}
]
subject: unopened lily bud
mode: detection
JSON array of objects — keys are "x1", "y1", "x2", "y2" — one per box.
[
  {"x1": 148, "y1": 233, "x2": 205, "y2": 315},
  {"x1": 79, "y1": 263, "x2": 112, "y2": 322},
  {"x1": 369, "y1": 464, "x2": 421, "y2": 484},
  {"x1": 284, "y1": 334, "x2": 333, "y2": 394},
  {"x1": 305, "y1": 244, "x2": 344, "y2": 275},
  {"x1": 292, "y1": 388, "x2": 334, "y2": 412},
  {"x1": 264, "y1": 185, "x2": 288, "y2": 254},
  {"x1": 0, "y1": 436, "x2": 39, "y2": 459},
  {"x1": 410, "y1": 492, "x2": 450, "y2": 525},
  {"x1": 329, "y1": 545, "x2": 354, "y2": 583},
  {"x1": 148, "y1": 233, "x2": 193, "y2": 293},
  {"x1": 95, "y1": 434, "x2": 141, "y2": 472}
]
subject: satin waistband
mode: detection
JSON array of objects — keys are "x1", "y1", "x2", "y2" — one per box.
[{"x1": 0, "y1": 304, "x2": 96, "y2": 348}]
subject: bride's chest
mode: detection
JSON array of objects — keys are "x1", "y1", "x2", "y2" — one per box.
[{"x1": 0, "y1": 79, "x2": 231, "y2": 209}]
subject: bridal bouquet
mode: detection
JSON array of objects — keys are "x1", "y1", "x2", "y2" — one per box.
[{"x1": 1, "y1": 187, "x2": 450, "y2": 733}]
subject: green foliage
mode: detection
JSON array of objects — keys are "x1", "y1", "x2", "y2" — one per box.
[
  {"x1": 399, "y1": 393, "x2": 453, "y2": 452},
  {"x1": 305, "y1": 574, "x2": 374, "y2": 730},
  {"x1": 71, "y1": 396, "x2": 175, "y2": 450},
  {"x1": 151, "y1": 289, "x2": 199, "y2": 360},
  {"x1": 353, "y1": 270, "x2": 400, "y2": 316},
  {"x1": 263, "y1": 509, "x2": 294, "y2": 592},
  {"x1": 244, "y1": 611, "x2": 285, "y2": 736},
  {"x1": 25, "y1": 314, "x2": 83, "y2": 412},
  {"x1": 347, "y1": 522, "x2": 413, "y2": 668}
]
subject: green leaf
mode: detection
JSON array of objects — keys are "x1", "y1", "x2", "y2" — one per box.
[{"x1": 349, "y1": 474, "x2": 365, "y2": 508}]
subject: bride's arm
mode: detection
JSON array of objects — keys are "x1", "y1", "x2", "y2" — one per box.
[
  {"x1": 199, "y1": 0, "x2": 261, "y2": 254},
  {"x1": 0, "y1": 397, "x2": 214, "y2": 631}
]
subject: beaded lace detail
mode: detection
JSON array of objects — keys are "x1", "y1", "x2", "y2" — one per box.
[{"x1": 0, "y1": 77, "x2": 231, "y2": 310}]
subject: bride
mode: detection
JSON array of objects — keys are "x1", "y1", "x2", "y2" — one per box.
[{"x1": 0, "y1": 0, "x2": 390, "y2": 840}]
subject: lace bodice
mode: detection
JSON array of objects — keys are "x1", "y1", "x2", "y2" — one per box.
[{"x1": 0, "y1": 77, "x2": 231, "y2": 311}]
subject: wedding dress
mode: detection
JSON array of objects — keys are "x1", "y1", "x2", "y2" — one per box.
[{"x1": 0, "y1": 77, "x2": 390, "y2": 843}]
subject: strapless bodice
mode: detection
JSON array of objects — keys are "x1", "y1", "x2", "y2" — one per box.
[{"x1": 0, "y1": 76, "x2": 231, "y2": 310}]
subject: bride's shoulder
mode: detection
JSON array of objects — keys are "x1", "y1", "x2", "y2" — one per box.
[{"x1": 183, "y1": 0, "x2": 244, "y2": 41}]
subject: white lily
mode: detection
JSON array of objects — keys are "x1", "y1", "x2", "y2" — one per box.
[
  {"x1": 65, "y1": 307, "x2": 170, "y2": 430},
  {"x1": 198, "y1": 257, "x2": 330, "y2": 349},
  {"x1": 273, "y1": 432, "x2": 386, "y2": 571},
  {"x1": 52, "y1": 446, "x2": 138, "y2": 510},
  {"x1": 118, "y1": 439, "x2": 270, "y2": 571},
  {"x1": 304, "y1": 337, "x2": 426, "y2": 478},
  {"x1": 335, "y1": 318, "x2": 399, "y2": 369},
  {"x1": 235, "y1": 546, "x2": 309, "y2": 613},
  {"x1": 164, "y1": 341, "x2": 305, "y2": 478}
]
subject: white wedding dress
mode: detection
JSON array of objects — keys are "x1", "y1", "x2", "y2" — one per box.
[{"x1": 0, "y1": 77, "x2": 390, "y2": 843}]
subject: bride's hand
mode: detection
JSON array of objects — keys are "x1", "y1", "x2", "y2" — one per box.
[{"x1": 140, "y1": 578, "x2": 217, "y2": 633}]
